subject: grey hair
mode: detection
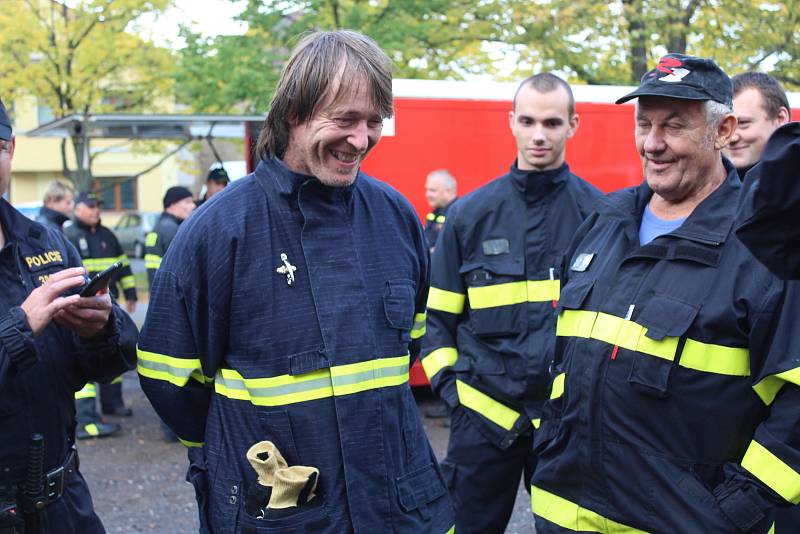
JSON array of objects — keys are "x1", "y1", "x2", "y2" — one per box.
[
  {"x1": 705, "y1": 100, "x2": 733, "y2": 128},
  {"x1": 42, "y1": 180, "x2": 74, "y2": 204},
  {"x1": 427, "y1": 169, "x2": 457, "y2": 194}
]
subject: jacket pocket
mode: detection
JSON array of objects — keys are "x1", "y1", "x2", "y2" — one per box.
[
  {"x1": 383, "y1": 279, "x2": 415, "y2": 342},
  {"x1": 239, "y1": 497, "x2": 331, "y2": 533},
  {"x1": 627, "y1": 295, "x2": 699, "y2": 398},
  {"x1": 461, "y1": 258, "x2": 525, "y2": 337},
  {"x1": 396, "y1": 463, "x2": 448, "y2": 521}
]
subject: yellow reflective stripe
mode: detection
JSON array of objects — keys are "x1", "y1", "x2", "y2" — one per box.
[
  {"x1": 426, "y1": 212, "x2": 436, "y2": 221},
  {"x1": 456, "y1": 379, "x2": 520, "y2": 431},
  {"x1": 145, "y1": 232, "x2": 158, "y2": 247},
  {"x1": 410, "y1": 312, "x2": 426, "y2": 339},
  {"x1": 681, "y1": 339, "x2": 749, "y2": 376},
  {"x1": 467, "y1": 279, "x2": 560, "y2": 310},
  {"x1": 83, "y1": 423, "x2": 100, "y2": 437},
  {"x1": 558, "y1": 310, "x2": 749, "y2": 377},
  {"x1": 215, "y1": 355, "x2": 410, "y2": 407},
  {"x1": 532, "y1": 486, "x2": 646, "y2": 533},
  {"x1": 75, "y1": 383, "x2": 97, "y2": 399},
  {"x1": 116, "y1": 254, "x2": 130, "y2": 267},
  {"x1": 120, "y1": 275, "x2": 136, "y2": 290},
  {"x1": 445, "y1": 526, "x2": 454, "y2": 534},
  {"x1": 532, "y1": 418, "x2": 541, "y2": 429},
  {"x1": 422, "y1": 347, "x2": 458, "y2": 380},
  {"x1": 754, "y1": 367, "x2": 800, "y2": 405},
  {"x1": 435, "y1": 215, "x2": 446, "y2": 224},
  {"x1": 83, "y1": 257, "x2": 121, "y2": 272},
  {"x1": 179, "y1": 438, "x2": 204, "y2": 448},
  {"x1": 137, "y1": 348, "x2": 208, "y2": 387},
  {"x1": 428, "y1": 287, "x2": 465, "y2": 314},
  {"x1": 110, "y1": 375, "x2": 123, "y2": 385},
  {"x1": 742, "y1": 440, "x2": 800, "y2": 504},
  {"x1": 768, "y1": 523, "x2": 775, "y2": 534},
  {"x1": 145, "y1": 254, "x2": 162, "y2": 270},
  {"x1": 551, "y1": 372, "x2": 565, "y2": 400}
]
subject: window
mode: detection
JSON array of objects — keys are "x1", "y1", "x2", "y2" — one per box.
[{"x1": 92, "y1": 177, "x2": 137, "y2": 211}]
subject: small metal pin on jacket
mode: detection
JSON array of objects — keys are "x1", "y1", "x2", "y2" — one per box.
[{"x1": 276, "y1": 253, "x2": 296, "y2": 286}]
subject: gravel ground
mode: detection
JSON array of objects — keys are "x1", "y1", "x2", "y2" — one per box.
[{"x1": 80, "y1": 266, "x2": 535, "y2": 533}]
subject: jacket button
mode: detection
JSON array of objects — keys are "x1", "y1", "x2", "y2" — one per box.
[
  {"x1": 229, "y1": 495, "x2": 237, "y2": 505},
  {"x1": 231, "y1": 484, "x2": 239, "y2": 495}
]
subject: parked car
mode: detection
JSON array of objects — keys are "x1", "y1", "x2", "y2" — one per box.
[{"x1": 113, "y1": 211, "x2": 159, "y2": 258}]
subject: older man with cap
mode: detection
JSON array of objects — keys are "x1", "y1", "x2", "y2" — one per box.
[
  {"x1": 137, "y1": 30, "x2": 453, "y2": 533},
  {"x1": 530, "y1": 54, "x2": 799, "y2": 532},
  {"x1": 0, "y1": 97, "x2": 137, "y2": 532},
  {"x1": 145, "y1": 186, "x2": 195, "y2": 286}
]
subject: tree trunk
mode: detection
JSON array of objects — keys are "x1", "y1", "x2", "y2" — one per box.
[
  {"x1": 623, "y1": 0, "x2": 649, "y2": 83},
  {"x1": 70, "y1": 135, "x2": 93, "y2": 193}
]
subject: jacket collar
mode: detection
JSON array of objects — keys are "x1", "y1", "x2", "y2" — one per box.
[
  {"x1": 38, "y1": 206, "x2": 69, "y2": 227},
  {"x1": 161, "y1": 212, "x2": 183, "y2": 225},
  {"x1": 257, "y1": 156, "x2": 357, "y2": 203},
  {"x1": 509, "y1": 161, "x2": 570, "y2": 200},
  {"x1": 72, "y1": 217, "x2": 98, "y2": 233},
  {"x1": 602, "y1": 157, "x2": 741, "y2": 245},
  {"x1": 0, "y1": 198, "x2": 48, "y2": 247}
]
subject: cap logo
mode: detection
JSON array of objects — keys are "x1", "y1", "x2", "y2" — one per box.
[{"x1": 655, "y1": 56, "x2": 690, "y2": 83}]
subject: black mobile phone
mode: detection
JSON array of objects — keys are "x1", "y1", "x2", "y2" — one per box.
[{"x1": 79, "y1": 261, "x2": 124, "y2": 297}]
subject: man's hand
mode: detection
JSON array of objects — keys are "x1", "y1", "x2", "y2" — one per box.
[
  {"x1": 54, "y1": 283, "x2": 113, "y2": 339},
  {"x1": 125, "y1": 300, "x2": 136, "y2": 314},
  {"x1": 19, "y1": 267, "x2": 86, "y2": 336}
]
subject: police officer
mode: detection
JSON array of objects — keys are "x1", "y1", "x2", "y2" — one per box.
[
  {"x1": 726, "y1": 72, "x2": 791, "y2": 178},
  {"x1": 0, "y1": 97, "x2": 137, "y2": 533},
  {"x1": 137, "y1": 31, "x2": 454, "y2": 533},
  {"x1": 145, "y1": 186, "x2": 195, "y2": 287},
  {"x1": 36, "y1": 181, "x2": 74, "y2": 232},
  {"x1": 423, "y1": 169, "x2": 457, "y2": 252},
  {"x1": 65, "y1": 192, "x2": 137, "y2": 437},
  {"x1": 422, "y1": 73, "x2": 601, "y2": 533},
  {"x1": 531, "y1": 54, "x2": 799, "y2": 532}
]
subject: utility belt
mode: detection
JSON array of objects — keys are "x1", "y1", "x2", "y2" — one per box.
[{"x1": 0, "y1": 446, "x2": 79, "y2": 533}]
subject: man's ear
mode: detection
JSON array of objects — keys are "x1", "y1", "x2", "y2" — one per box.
[
  {"x1": 567, "y1": 113, "x2": 580, "y2": 139},
  {"x1": 715, "y1": 114, "x2": 738, "y2": 150},
  {"x1": 776, "y1": 106, "x2": 791, "y2": 126}
]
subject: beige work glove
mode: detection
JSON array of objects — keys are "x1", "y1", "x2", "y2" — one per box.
[
  {"x1": 246, "y1": 441, "x2": 288, "y2": 487},
  {"x1": 267, "y1": 465, "x2": 319, "y2": 509}
]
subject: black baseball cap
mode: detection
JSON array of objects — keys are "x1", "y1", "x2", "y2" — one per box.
[
  {"x1": 616, "y1": 53, "x2": 733, "y2": 108},
  {"x1": 207, "y1": 167, "x2": 229, "y2": 184},
  {"x1": 163, "y1": 186, "x2": 194, "y2": 209},
  {"x1": 0, "y1": 97, "x2": 12, "y2": 141},
  {"x1": 75, "y1": 191, "x2": 101, "y2": 207}
]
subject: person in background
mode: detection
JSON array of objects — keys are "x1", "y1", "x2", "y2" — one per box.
[
  {"x1": 424, "y1": 169, "x2": 457, "y2": 252},
  {"x1": 422, "y1": 73, "x2": 601, "y2": 533},
  {"x1": 145, "y1": 186, "x2": 196, "y2": 286},
  {"x1": 65, "y1": 191, "x2": 137, "y2": 438},
  {"x1": 37, "y1": 180, "x2": 74, "y2": 231},
  {"x1": 726, "y1": 71, "x2": 791, "y2": 178},
  {"x1": 196, "y1": 167, "x2": 229, "y2": 207}
]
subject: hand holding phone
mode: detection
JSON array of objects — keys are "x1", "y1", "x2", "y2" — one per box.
[{"x1": 80, "y1": 261, "x2": 124, "y2": 297}]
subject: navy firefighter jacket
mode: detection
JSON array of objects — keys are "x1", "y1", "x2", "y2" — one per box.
[
  {"x1": 531, "y1": 162, "x2": 800, "y2": 533},
  {"x1": 0, "y1": 199, "x2": 137, "y2": 533},
  {"x1": 137, "y1": 157, "x2": 454, "y2": 533},
  {"x1": 421, "y1": 162, "x2": 601, "y2": 449}
]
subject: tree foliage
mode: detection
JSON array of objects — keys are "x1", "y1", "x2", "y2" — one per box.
[{"x1": 0, "y1": 0, "x2": 174, "y2": 189}]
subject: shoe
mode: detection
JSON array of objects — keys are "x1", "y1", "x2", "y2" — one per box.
[
  {"x1": 76, "y1": 421, "x2": 121, "y2": 439},
  {"x1": 424, "y1": 402, "x2": 452, "y2": 419},
  {"x1": 102, "y1": 405, "x2": 133, "y2": 417}
]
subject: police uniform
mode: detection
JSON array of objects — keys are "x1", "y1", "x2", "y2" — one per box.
[
  {"x1": 422, "y1": 162, "x2": 601, "y2": 533},
  {"x1": 64, "y1": 218, "x2": 136, "y2": 421},
  {"x1": 424, "y1": 203, "x2": 452, "y2": 252},
  {"x1": 0, "y1": 199, "x2": 137, "y2": 533},
  {"x1": 144, "y1": 212, "x2": 181, "y2": 287},
  {"x1": 138, "y1": 157, "x2": 454, "y2": 533},
  {"x1": 531, "y1": 162, "x2": 800, "y2": 532},
  {"x1": 35, "y1": 207, "x2": 69, "y2": 232}
]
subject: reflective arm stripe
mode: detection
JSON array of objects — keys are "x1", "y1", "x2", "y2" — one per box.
[
  {"x1": 456, "y1": 379, "x2": 520, "y2": 431},
  {"x1": 550, "y1": 373, "x2": 566, "y2": 400},
  {"x1": 428, "y1": 287, "x2": 466, "y2": 314},
  {"x1": 75, "y1": 383, "x2": 97, "y2": 399},
  {"x1": 754, "y1": 367, "x2": 800, "y2": 405},
  {"x1": 120, "y1": 275, "x2": 136, "y2": 290},
  {"x1": 557, "y1": 310, "x2": 750, "y2": 377},
  {"x1": 215, "y1": 355, "x2": 410, "y2": 407},
  {"x1": 741, "y1": 440, "x2": 800, "y2": 504},
  {"x1": 422, "y1": 347, "x2": 458, "y2": 379},
  {"x1": 532, "y1": 486, "x2": 646, "y2": 533},
  {"x1": 116, "y1": 254, "x2": 130, "y2": 267},
  {"x1": 145, "y1": 232, "x2": 158, "y2": 247},
  {"x1": 532, "y1": 418, "x2": 541, "y2": 429},
  {"x1": 179, "y1": 438, "x2": 204, "y2": 448},
  {"x1": 137, "y1": 348, "x2": 210, "y2": 387},
  {"x1": 83, "y1": 257, "x2": 124, "y2": 272},
  {"x1": 468, "y1": 279, "x2": 560, "y2": 309},
  {"x1": 410, "y1": 312, "x2": 426, "y2": 339},
  {"x1": 145, "y1": 254, "x2": 163, "y2": 270}
]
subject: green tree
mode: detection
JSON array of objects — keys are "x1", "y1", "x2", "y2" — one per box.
[{"x1": 0, "y1": 0, "x2": 175, "y2": 191}]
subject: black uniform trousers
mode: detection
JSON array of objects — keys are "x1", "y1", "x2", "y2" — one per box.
[{"x1": 440, "y1": 405, "x2": 536, "y2": 534}]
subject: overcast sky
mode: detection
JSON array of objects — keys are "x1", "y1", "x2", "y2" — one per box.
[{"x1": 134, "y1": 0, "x2": 248, "y2": 48}]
